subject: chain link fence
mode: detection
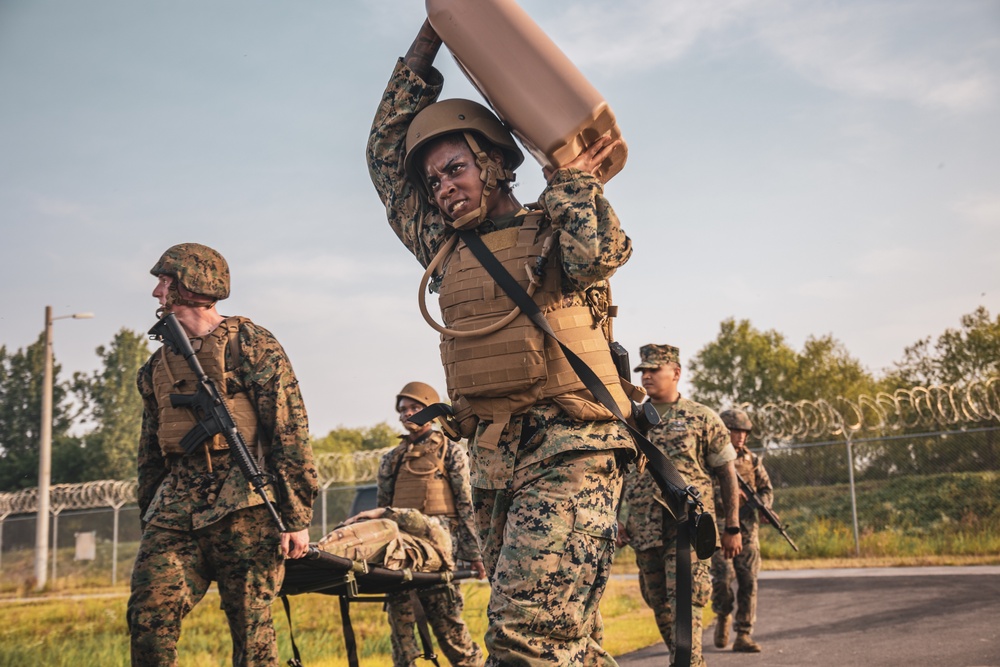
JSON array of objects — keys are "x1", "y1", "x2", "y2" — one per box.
[
  {"x1": 754, "y1": 426, "x2": 1000, "y2": 558},
  {"x1": 3, "y1": 380, "x2": 999, "y2": 589}
]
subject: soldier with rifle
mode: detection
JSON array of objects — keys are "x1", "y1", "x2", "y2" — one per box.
[
  {"x1": 128, "y1": 243, "x2": 318, "y2": 666},
  {"x1": 710, "y1": 409, "x2": 782, "y2": 654}
]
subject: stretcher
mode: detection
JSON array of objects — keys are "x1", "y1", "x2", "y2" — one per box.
[{"x1": 280, "y1": 546, "x2": 476, "y2": 667}]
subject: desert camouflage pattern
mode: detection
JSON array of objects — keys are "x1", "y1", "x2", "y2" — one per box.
[
  {"x1": 622, "y1": 396, "x2": 735, "y2": 551},
  {"x1": 621, "y1": 395, "x2": 735, "y2": 666},
  {"x1": 127, "y1": 506, "x2": 283, "y2": 666},
  {"x1": 135, "y1": 319, "x2": 317, "y2": 531},
  {"x1": 368, "y1": 59, "x2": 635, "y2": 665},
  {"x1": 318, "y1": 508, "x2": 454, "y2": 572},
  {"x1": 378, "y1": 430, "x2": 483, "y2": 667},
  {"x1": 474, "y1": 448, "x2": 623, "y2": 667},
  {"x1": 149, "y1": 242, "x2": 231, "y2": 300},
  {"x1": 634, "y1": 542, "x2": 712, "y2": 667},
  {"x1": 386, "y1": 587, "x2": 484, "y2": 667},
  {"x1": 633, "y1": 343, "x2": 680, "y2": 371},
  {"x1": 129, "y1": 318, "x2": 317, "y2": 666},
  {"x1": 378, "y1": 430, "x2": 480, "y2": 562},
  {"x1": 711, "y1": 448, "x2": 773, "y2": 636},
  {"x1": 366, "y1": 60, "x2": 633, "y2": 304},
  {"x1": 719, "y1": 408, "x2": 753, "y2": 432}
]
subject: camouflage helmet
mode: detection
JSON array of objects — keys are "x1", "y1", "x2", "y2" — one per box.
[
  {"x1": 720, "y1": 409, "x2": 753, "y2": 432},
  {"x1": 403, "y1": 98, "x2": 524, "y2": 191},
  {"x1": 150, "y1": 243, "x2": 230, "y2": 300},
  {"x1": 396, "y1": 381, "x2": 440, "y2": 410}
]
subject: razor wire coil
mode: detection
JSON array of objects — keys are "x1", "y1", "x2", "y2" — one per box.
[
  {"x1": 4, "y1": 379, "x2": 997, "y2": 516},
  {"x1": 745, "y1": 378, "x2": 1000, "y2": 441},
  {"x1": 0, "y1": 448, "x2": 393, "y2": 517}
]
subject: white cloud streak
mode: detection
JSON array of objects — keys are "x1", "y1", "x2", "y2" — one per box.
[{"x1": 543, "y1": 0, "x2": 998, "y2": 112}]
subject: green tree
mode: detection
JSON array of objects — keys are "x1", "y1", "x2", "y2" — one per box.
[
  {"x1": 886, "y1": 306, "x2": 1000, "y2": 387},
  {"x1": 0, "y1": 335, "x2": 76, "y2": 491},
  {"x1": 687, "y1": 318, "x2": 798, "y2": 408},
  {"x1": 311, "y1": 423, "x2": 400, "y2": 455},
  {"x1": 790, "y1": 334, "x2": 874, "y2": 402},
  {"x1": 72, "y1": 329, "x2": 150, "y2": 481}
]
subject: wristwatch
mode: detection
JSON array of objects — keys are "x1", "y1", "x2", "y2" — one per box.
[{"x1": 724, "y1": 526, "x2": 741, "y2": 535}]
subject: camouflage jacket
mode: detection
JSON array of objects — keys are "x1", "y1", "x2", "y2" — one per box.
[
  {"x1": 377, "y1": 430, "x2": 482, "y2": 563},
  {"x1": 366, "y1": 60, "x2": 635, "y2": 488},
  {"x1": 713, "y1": 448, "x2": 773, "y2": 536},
  {"x1": 136, "y1": 319, "x2": 318, "y2": 532},
  {"x1": 622, "y1": 395, "x2": 736, "y2": 550}
]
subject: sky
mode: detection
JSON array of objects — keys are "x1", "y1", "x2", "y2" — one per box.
[{"x1": 1, "y1": 0, "x2": 998, "y2": 438}]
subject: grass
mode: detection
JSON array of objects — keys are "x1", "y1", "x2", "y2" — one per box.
[{"x1": 0, "y1": 577, "x2": 669, "y2": 667}]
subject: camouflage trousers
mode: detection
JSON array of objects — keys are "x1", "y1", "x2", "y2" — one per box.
[
  {"x1": 710, "y1": 532, "x2": 760, "y2": 635},
  {"x1": 386, "y1": 583, "x2": 484, "y2": 667},
  {"x1": 127, "y1": 507, "x2": 284, "y2": 666},
  {"x1": 473, "y1": 448, "x2": 624, "y2": 667},
  {"x1": 634, "y1": 543, "x2": 712, "y2": 667}
]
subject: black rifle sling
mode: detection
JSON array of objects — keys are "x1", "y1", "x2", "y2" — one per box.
[
  {"x1": 456, "y1": 228, "x2": 698, "y2": 667},
  {"x1": 280, "y1": 596, "x2": 305, "y2": 667},
  {"x1": 410, "y1": 590, "x2": 443, "y2": 666},
  {"x1": 339, "y1": 596, "x2": 361, "y2": 667}
]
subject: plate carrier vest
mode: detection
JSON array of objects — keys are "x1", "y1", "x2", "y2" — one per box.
[
  {"x1": 437, "y1": 212, "x2": 633, "y2": 439},
  {"x1": 151, "y1": 316, "x2": 261, "y2": 457},
  {"x1": 390, "y1": 433, "x2": 457, "y2": 517}
]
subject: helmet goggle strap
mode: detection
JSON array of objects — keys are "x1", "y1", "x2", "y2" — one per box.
[{"x1": 444, "y1": 132, "x2": 515, "y2": 231}]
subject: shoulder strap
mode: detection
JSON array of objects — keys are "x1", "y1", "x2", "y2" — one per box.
[{"x1": 456, "y1": 228, "x2": 705, "y2": 667}]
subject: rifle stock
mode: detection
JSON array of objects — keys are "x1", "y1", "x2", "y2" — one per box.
[
  {"x1": 149, "y1": 313, "x2": 287, "y2": 533},
  {"x1": 736, "y1": 473, "x2": 798, "y2": 552}
]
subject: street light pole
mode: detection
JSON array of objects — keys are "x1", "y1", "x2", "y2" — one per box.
[{"x1": 34, "y1": 306, "x2": 93, "y2": 590}]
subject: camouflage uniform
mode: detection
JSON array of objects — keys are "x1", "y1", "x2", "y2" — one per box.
[
  {"x1": 128, "y1": 319, "x2": 318, "y2": 667},
  {"x1": 368, "y1": 60, "x2": 635, "y2": 666},
  {"x1": 622, "y1": 394, "x2": 735, "y2": 667},
  {"x1": 377, "y1": 430, "x2": 484, "y2": 667},
  {"x1": 711, "y1": 448, "x2": 772, "y2": 639}
]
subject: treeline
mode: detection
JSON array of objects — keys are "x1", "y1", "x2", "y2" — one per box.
[
  {"x1": 2, "y1": 307, "x2": 998, "y2": 493},
  {"x1": 687, "y1": 306, "x2": 1000, "y2": 485}
]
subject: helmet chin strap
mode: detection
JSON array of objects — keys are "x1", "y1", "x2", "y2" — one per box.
[
  {"x1": 155, "y1": 283, "x2": 216, "y2": 320},
  {"x1": 442, "y1": 132, "x2": 515, "y2": 231}
]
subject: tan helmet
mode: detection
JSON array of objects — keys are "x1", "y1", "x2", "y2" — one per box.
[
  {"x1": 396, "y1": 381, "x2": 440, "y2": 410},
  {"x1": 403, "y1": 98, "x2": 524, "y2": 192},
  {"x1": 720, "y1": 409, "x2": 753, "y2": 432},
  {"x1": 150, "y1": 243, "x2": 230, "y2": 300}
]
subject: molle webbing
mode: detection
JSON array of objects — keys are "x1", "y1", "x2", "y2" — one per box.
[
  {"x1": 437, "y1": 214, "x2": 630, "y2": 425},
  {"x1": 152, "y1": 316, "x2": 260, "y2": 457},
  {"x1": 391, "y1": 439, "x2": 457, "y2": 517}
]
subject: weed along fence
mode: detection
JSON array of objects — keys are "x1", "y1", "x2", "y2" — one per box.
[
  {"x1": 745, "y1": 380, "x2": 1000, "y2": 558},
  {"x1": 3, "y1": 380, "x2": 999, "y2": 590}
]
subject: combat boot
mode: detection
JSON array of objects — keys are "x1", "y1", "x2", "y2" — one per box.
[
  {"x1": 733, "y1": 633, "x2": 761, "y2": 653},
  {"x1": 713, "y1": 616, "x2": 730, "y2": 648}
]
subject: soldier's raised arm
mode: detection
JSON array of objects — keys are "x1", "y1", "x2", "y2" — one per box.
[{"x1": 404, "y1": 20, "x2": 443, "y2": 80}]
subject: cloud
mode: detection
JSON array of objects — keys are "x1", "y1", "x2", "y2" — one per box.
[
  {"x1": 242, "y1": 252, "x2": 414, "y2": 286},
  {"x1": 954, "y1": 194, "x2": 1000, "y2": 229},
  {"x1": 794, "y1": 278, "x2": 852, "y2": 300},
  {"x1": 757, "y1": 1, "x2": 997, "y2": 112},
  {"x1": 853, "y1": 246, "x2": 927, "y2": 276},
  {"x1": 542, "y1": 0, "x2": 998, "y2": 112}
]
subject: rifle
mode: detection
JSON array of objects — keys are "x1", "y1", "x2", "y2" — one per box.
[
  {"x1": 609, "y1": 342, "x2": 660, "y2": 435},
  {"x1": 148, "y1": 313, "x2": 287, "y2": 533},
  {"x1": 736, "y1": 473, "x2": 798, "y2": 552}
]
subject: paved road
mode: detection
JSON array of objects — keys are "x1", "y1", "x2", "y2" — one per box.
[{"x1": 616, "y1": 566, "x2": 1000, "y2": 667}]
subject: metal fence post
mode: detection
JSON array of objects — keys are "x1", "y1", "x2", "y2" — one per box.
[
  {"x1": 112, "y1": 504, "x2": 121, "y2": 585},
  {"x1": 51, "y1": 509, "x2": 60, "y2": 583},
  {"x1": 845, "y1": 434, "x2": 861, "y2": 556}
]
